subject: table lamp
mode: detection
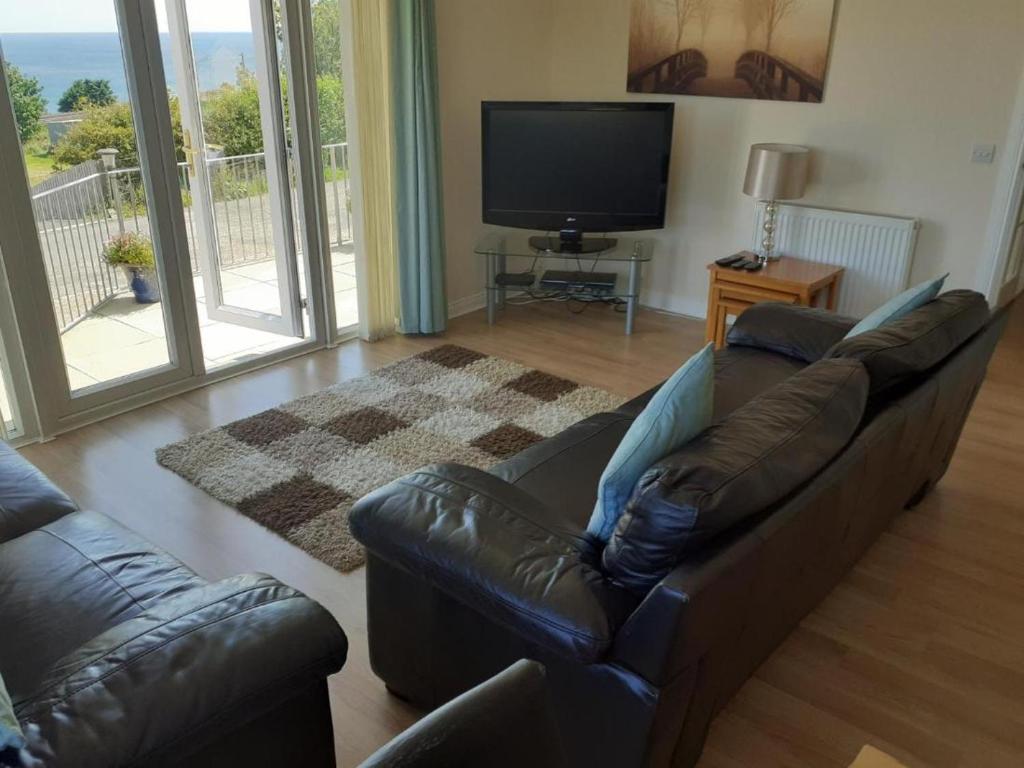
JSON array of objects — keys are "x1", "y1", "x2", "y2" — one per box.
[{"x1": 743, "y1": 144, "x2": 810, "y2": 263}]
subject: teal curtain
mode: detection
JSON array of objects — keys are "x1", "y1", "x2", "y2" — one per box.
[{"x1": 392, "y1": 0, "x2": 447, "y2": 334}]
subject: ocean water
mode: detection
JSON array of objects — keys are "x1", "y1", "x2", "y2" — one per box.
[{"x1": 0, "y1": 32, "x2": 256, "y2": 111}]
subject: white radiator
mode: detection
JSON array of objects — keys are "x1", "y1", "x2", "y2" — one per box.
[{"x1": 752, "y1": 204, "x2": 920, "y2": 317}]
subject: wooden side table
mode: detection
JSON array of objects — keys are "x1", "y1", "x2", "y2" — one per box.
[{"x1": 705, "y1": 257, "x2": 845, "y2": 347}]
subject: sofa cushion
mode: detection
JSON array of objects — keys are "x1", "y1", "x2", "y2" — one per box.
[
  {"x1": 0, "y1": 510, "x2": 204, "y2": 702},
  {"x1": 828, "y1": 290, "x2": 990, "y2": 396},
  {"x1": 845, "y1": 274, "x2": 948, "y2": 338},
  {"x1": 602, "y1": 358, "x2": 869, "y2": 594},
  {"x1": 490, "y1": 412, "x2": 634, "y2": 529},
  {"x1": 617, "y1": 345, "x2": 807, "y2": 426},
  {"x1": 727, "y1": 302, "x2": 858, "y2": 363},
  {"x1": 588, "y1": 344, "x2": 714, "y2": 541}
]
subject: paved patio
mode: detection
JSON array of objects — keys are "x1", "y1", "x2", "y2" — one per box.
[{"x1": 60, "y1": 250, "x2": 358, "y2": 391}]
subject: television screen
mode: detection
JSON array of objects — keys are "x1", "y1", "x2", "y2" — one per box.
[{"x1": 481, "y1": 101, "x2": 674, "y2": 233}]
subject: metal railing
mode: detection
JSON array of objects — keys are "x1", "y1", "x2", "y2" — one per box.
[{"x1": 30, "y1": 143, "x2": 352, "y2": 331}]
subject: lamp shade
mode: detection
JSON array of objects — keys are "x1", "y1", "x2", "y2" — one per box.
[{"x1": 742, "y1": 144, "x2": 810, "y2": 201}]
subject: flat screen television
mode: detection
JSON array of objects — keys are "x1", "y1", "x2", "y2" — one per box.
[{"x1": 481, "y1": 101, "x2": 674, "y2": 249}]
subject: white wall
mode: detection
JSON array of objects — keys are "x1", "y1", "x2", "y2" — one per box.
[
  {"x1": 436, "y1": 0, "x2": 1024, "y2": 318},
  {"x1": 434, "y1": 0, "x2": 552, "y2": 313}
]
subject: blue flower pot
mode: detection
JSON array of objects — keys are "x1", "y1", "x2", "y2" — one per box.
[{"x1": 127, "y1": 267, "x2": 160, "y2": 304}]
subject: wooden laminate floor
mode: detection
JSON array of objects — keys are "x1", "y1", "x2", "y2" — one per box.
[{"x1": 20, "y1": 299, "x2": 1024, "y2": 767}]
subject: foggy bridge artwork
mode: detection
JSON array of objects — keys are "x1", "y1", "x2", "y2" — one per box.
[{"x1": 627, "y1": 0, "x2": 837, "y2": 102}]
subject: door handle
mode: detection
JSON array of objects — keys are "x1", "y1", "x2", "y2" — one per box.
[{"x1": 183, "y1": 128, "x2": 198, "y2": 176}]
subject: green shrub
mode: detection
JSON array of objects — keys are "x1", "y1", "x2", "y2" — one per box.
[
  {"x1": 54, "y1": 102, "x2": 138, "y2": 168},
  {"x1": 53, "y1": 99, "x2": 183, "y2": 170},
  {"x1": 202, "y1": 72, "x2": 264, "y2": 157},
  {"x1": 317, "y1": 74, "x2": 345, "y2": 145},
  {"x1": 5, "y1": 62, "x2": 46, "y2": 143},
  {"x1": 103, "y1": 232, "x2": 155, "y2": 269},
  {"x1": 203, "y1": 66, "x2": 345, "y2": 155},
  {"x1": 59, "y1": 79, "x2": 116, "y2": 112}
]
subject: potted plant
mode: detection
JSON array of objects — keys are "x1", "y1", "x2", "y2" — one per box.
[{"x1": 103, "y1": 232, "x2": 160, "y2": 304}]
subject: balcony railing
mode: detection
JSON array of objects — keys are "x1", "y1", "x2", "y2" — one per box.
[{"x1": 30, "y1": 143, "x2": 352, "y2": 331}]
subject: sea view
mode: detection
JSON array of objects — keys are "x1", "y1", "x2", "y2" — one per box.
[{"x1": 0, "y1": 32, "x2": 255, "y2": 110}]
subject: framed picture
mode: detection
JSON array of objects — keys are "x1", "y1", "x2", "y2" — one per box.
[{"x1": 627, "y1": 0, "x2": 838, "y2": 103}]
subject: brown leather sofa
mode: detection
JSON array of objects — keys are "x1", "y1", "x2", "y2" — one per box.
[
  {"x1": 350, "y1": 290, "x2": 1008, "y2": 768},
  {"x1": 0, "y1": 444, "x2": 348, "y2": 767}
]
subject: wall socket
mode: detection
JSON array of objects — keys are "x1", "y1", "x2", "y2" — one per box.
[{"x1": 971, "y1": 144, "x2": 997, "y2": 164}]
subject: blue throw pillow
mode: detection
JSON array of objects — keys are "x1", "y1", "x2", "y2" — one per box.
[
  {"x1": 0, "y1": 671, "x2": 25, "y2": 760},
  {"x1": 845, "y1": 274, "x2": 948, "y2": 338},
  {"x1": 588, "y1": 343, "x2": 714, "y2": 541}
]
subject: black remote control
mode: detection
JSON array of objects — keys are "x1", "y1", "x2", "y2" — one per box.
[
  {"x1": 731, "y1": 259, "x2": 751, "y2": 270},
  {"x1": 716, "y1": 254, "x2": 745, "y2": 267},
  {"x1": 743, "y1": 260, "x2": 763, "y2": 272}
]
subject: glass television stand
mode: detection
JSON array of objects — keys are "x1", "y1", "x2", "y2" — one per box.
[{"x1": 474, "y1": 231, "x2": 653, "y2": 335}]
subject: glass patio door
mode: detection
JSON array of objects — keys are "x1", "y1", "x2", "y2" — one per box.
[
  {"x1": 0, "y1": 0, "x2": 342, "y2": 436},
  {"x1": 163, "y1": 0, "x2": 304, "y2": 338},
  {"x1": 0, "y1": 0, "x2": 196, "y2": 430}
]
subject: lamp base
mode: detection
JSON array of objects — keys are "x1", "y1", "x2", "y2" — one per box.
[{"x1": 760, "y1": 199, "x2": 781, "y2": 264}]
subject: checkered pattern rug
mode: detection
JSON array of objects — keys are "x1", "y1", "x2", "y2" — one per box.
[{"x1": 156, "y1": 345, "x2": 625, "y2": 572}]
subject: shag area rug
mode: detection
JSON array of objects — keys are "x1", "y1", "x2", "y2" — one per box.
[{"x1": 156, "y1": 345, "x2": 624, "y2": 572}]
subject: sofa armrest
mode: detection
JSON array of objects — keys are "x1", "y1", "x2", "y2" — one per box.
[
  {"x1": 350, "y1": 464, "x2": 633, "y2": 663},
  {"x1": 360, "y1": 660, "x2": 566, "y2": 768},
  {"x1": 15, "y1": 575, "x2": 347, "y2": 768},
  {"x1": 727, "y1": 302, "x2": 858, "y2": 363},
  {"x1": 0, "y1": 444, "x2": 77, "y2": 544}
]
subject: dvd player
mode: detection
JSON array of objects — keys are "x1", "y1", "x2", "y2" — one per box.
[{"x1": 539, "y1": 270, "x2": 617, "y2": 292}]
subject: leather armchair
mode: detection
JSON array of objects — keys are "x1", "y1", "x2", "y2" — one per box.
[{"x1": 0, "y1": 444, "x2": 348, "y2": 767}]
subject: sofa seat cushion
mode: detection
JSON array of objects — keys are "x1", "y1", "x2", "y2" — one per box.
[
  {"x1": 490, "y1": 412, "x2": 635, "y2": 529},
  {"x1": 0, "y1": 510, "x2": 204, "y2": 702},
  {"x1": 602, "y1": 358, "x2": 870, "y2": 594},
  {"x1": 828, "y1": 290, "x2": 990, "y2": 396}
]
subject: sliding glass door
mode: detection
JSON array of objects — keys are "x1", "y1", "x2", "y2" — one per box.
[
  {"x1": 0, "y1": 0, "x2": 351, "y2": 436},
  {"x1": 0, "y1": 0, "x2": 360, "y2": 436},
  {"x1": 0, "y1": 0, "x2": 195, "y2": 423}
]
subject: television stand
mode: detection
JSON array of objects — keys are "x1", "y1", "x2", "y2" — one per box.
[
  {"x1": 475, "y1": 231, "x2": 653, "y2": 335},
  {"x1": 528, "y1": 235, "x2": 618, "y2": 255}
]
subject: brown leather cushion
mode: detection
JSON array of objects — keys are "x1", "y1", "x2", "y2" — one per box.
[
  {"x1": 490, "y1": 413, "x2": 634, "y2": 529},
  {"x1": 616, "y1": 346, "x2": 807, "y2": 425},
  {"x1": 827, "y1": 290, "x2": 990, "y2": 396},
  {"x1": 0, "y1": 511, "x2": 204, "y2": 702},
  {"x1": 602, "y1": 358, "x2": 869, "y2": 594},
  {"x1": 727, "y1": 302, "x2": 858, "y2": 363}
]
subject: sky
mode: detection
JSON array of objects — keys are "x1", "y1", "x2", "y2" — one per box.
[{"x1": 0, "y1": 0, "x2": 250, "y2": 34}]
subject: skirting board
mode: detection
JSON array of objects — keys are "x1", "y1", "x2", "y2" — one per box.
[{"x1": 448, "y1": 291, "x2": 488, "y2": 319}]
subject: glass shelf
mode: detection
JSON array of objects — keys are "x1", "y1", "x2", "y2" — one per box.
[
  {"x1": 474, "y1": 229, "x2": 654, "y2": 335},
  {"x1": 474, "y1": 230, "x2": 654, "y2": 263}
]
